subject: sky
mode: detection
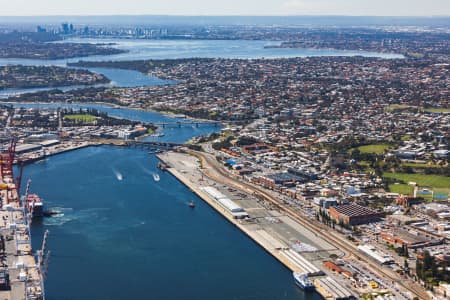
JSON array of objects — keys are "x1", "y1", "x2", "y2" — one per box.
[{"x1": 0, "y1": 0, "x2": 449, "y2": 16}]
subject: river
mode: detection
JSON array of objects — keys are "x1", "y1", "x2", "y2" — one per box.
[{"x1": 0, "y1": 38, "x2": 404, "y2": 98}]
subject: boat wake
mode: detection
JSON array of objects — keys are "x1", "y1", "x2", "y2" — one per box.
[
  {"x1": 113, "y1": 169, "x2": 123, "y2": 181},
  {"x1": 42, "y1": 207, "x2": 110, "y2": 227},
  {"x1": 152, "y1": 172, "x2": 160, "y2": 182}
]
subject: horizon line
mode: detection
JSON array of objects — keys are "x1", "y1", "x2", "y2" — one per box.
[{"x1": 0, "y1": 14, "x2": 449, "y2": 18}]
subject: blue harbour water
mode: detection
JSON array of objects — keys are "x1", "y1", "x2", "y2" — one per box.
[{"x1": 24, "y1": 145, "x2": 320, "y2": 300}]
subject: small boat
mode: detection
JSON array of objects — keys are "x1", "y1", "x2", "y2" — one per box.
[
  {"x1": 153, "y1": 173, "x2": 160, "y2": 182},
  {"x1": 157, "y1": 162, "x2": 167, "y2": 171},
  {"x1": 151, "y1": 133, "x2": 165, "y2": 138},
  {"x1": 188, "y1": 200, "x2": 195, "y2": 208},
  {"x1": 293, "y1": 272, "x2": 314, "y2": 291}
]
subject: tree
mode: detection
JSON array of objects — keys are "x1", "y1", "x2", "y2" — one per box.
[
  {"x1": 404, "y1": 259, "x2": 409, "y2": 275},
  {"x1": 416, "y1": 259, "x2": 423, "y2": 280}
]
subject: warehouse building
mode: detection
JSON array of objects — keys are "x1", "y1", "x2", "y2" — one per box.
[
  {"x1": 329, "y1": 204, "x2": 382, "y2": 225},
  {"x1": 314, "y1": 277, "x2": 355, "y2": 300},
  {"x1": 358, "y1": 244, "x2": 394, "y2": 265},
  {"x1": 15, "y1": 143, "x2": 42, "y2": 154},
  {"x1": 201, "y1": 186, "x2": 248, "y2": 219}
]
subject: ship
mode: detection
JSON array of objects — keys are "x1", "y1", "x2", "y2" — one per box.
[
  {"x1": 26, "y1": 194, "x2": 44, "y2": 218},
  {"x1": 188, "y1": 200, "x2": 195, "y2": 208},
  {"x1": 293, "y1": 272, "x2": 315, "y2": 291}
]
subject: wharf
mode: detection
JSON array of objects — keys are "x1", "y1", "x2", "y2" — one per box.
[
  {"x1": 0, "y1": 148, "x2": 44, "y2": 299},
  {"x1": 157, "y1": 151, "x2": 347, "y2": 299}
]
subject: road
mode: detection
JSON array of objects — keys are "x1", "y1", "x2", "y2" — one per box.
[{"x1": 189, "y1": 149, "x2": 428, "y2": 300}]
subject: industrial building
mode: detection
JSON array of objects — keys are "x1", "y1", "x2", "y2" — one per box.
[
  {"x1": 201, "y1": 186, "x2": 248, "y2": 219},
  {"x1": 329, "y1": 204, "x2": 382, "y2": 225},
  {"x1": 322, "y1": 261, "x2": 353, "y2": 279},
  {"x1": 380, "y1": 229, "x2": 443, "y2": 249},
  {"x1": 14, "y1": 143, "x2": 42, "y2": 154},
  {"x1": 280, "y1": 249, "x2": 324, "y2": 277},
  {"x1": 314, "y1": 276, "x2": 355, "y2": 300},
  {"x1": 358, "y1": 244, "x2": 394, "y2": 265},
  {"x1": 313, "y1": 197, "x2": 338, "y2": 209}
]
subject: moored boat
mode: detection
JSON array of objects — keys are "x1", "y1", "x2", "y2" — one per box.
[
  {"x1": 293, "y1": 272, "x2": 315, "y2": 291},
  {"x1": 26, "y1": 194, "x2": 44, "y2": 218}
]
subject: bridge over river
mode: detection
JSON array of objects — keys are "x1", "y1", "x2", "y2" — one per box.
[{"x1": 153, "y1": 121, "x2": 220, "y2": 128}]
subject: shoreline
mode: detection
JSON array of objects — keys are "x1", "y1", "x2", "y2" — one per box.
[
  {"x1": 2, "y1": 100, "x2": 220, "y2": 125},
  {"x1": 17, "y1": 140, "x2": 124, "y2": 165}
]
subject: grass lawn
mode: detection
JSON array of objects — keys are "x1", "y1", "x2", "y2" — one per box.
[
  {"x1": 388, "y1": 183, "x2": 414, "y2": 195},
  {"x1": 424, "y1": 108, "x2": 450, "y2": 113},
  {"x1": 401, "y1": 162, "x2": 441, "y2": 168},
  {"x1": 385, "y1": 172, "x2": 450, "y2": 198},
  {"x1": 383, "y1": 173, "x2": 450, "y2": 189},
  {"x1": 385, "y1": 104, "x2": 412, "y2": 112},
  {"x1": 385, "y1": 105, "x2": 449, "y2": 114},
  {"x1": 64, "y1": 114, "x2": 97, "y2": 122},
  {"x1": 358, "y1": 161, "x2": 371, "y2": 167},
  {"x1": 357, "y1": 144, "x2": 391, "y2": 154},
  {"x1": 401, "y1": 135, "x2": 411, "y2": 141}
]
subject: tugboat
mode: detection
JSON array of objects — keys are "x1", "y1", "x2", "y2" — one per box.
[
  {"x1": 188, "y1": 200, "x2": 195, "y2": 208},
  {"x1": 26, "y1": 194, "x2": 44, "y2": 218},
  {"x1": 293, "y1": 272, "x2": 315, "y2": 291}
]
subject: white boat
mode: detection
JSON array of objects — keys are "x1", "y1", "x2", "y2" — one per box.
[
  {"x1": 153, "y1": 173, "x2": 160, "y2": 182},
  {"x1": 151, "y1": 133, "x2": 165, "y2": 137},
  {"x1": 293, "y1": 272, "x2": 315, "y2": 291}
]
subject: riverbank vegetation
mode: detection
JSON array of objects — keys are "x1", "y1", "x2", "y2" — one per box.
[{"x1": 0, "y1": 65, "x2": 110, "y2": 89}]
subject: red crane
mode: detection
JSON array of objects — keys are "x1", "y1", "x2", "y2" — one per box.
[{"x1": 0, "y1": 138, "x2": 18, "y2": 204}]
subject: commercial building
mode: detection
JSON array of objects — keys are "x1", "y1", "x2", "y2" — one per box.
[
  {"x1": 313, "y1": 197, "x2": 338, "y2": 209},
  {"x1": 329, "y1": 204, "x2": 382, "y2": 225},
  {"x1": 358, "y1": 244, "x2": 394, "y2": 265}
]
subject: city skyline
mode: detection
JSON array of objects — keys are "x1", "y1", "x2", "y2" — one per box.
[{"x1": 0, "y1": 0, "x2": 449, "y2": 16}]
